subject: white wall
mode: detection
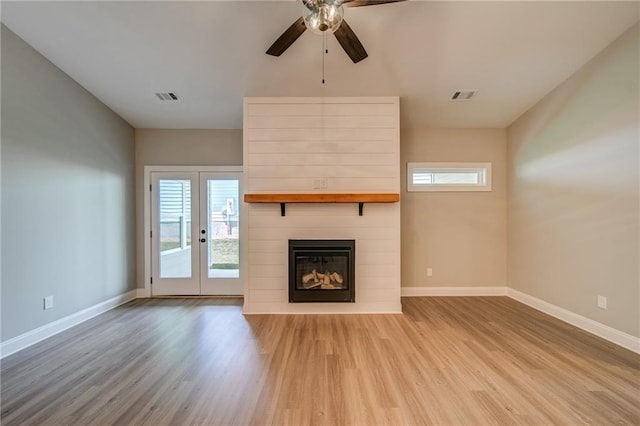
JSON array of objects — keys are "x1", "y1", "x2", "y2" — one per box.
[
  {"x1": 1, "y1": 25, "x2": 135, "y2": 341},
  {"x1": 400, "y1": 128, "x2": 507, "y2": 289},
  {"x1": 507, "y1": 24, "x2": 639, "y2": 337},
  {"x1": 244, "y1": 97, "x2": 401, "y2": 313}
]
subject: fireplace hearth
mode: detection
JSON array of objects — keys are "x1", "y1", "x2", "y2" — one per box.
[{"x1": 289, "y1": 240, "x2": 355, "y2": 303}]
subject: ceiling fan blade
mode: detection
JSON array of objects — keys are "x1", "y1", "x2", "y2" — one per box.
[
  {"x1": 333, "y1": 20, "x2": 368, "y2": 64},
  {"x1": 266, "y1": 17, "x2": 307, "y2": 57},
  {"x1": 343, "y1": 0, "x2": 407, "y2": 7}
]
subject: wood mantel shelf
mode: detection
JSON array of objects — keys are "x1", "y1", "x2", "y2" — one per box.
[{"x1": 244, "y1": 193, "x2": 400, "y2": 216}]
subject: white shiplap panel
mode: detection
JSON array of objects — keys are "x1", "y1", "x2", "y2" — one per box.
[
  {"x1": 247, "y1": 103, "x2": 396, "y2": 117},
  {"x1": 355, "y1": 276, "x2": 401, "y2": 289},
  {"x1": 243, "y1": 97, "x2": 400, "y2": 313},
  {"x1": 244, "y1": 203, "x2": 278, "y2": 215},
  {"x1": 249, "y1": 264, "x2": 285, "y2": 278},
  {"x1": 247, "y1": 153, "x2": 396, "y2": 167},
  {"x1": 356, "y1": 288, "x2": 401, "y2": 303},
  {"x1": 247, "y1": 141, "x2": 396, "y2": 154},
  {"x1": 356, "y1": 265, "x2": 397, "y2": 278},
  {"x1": 248, "y1": 252, "x2": 286, "y2": 265},
  {"x1": 248, "y1": 289, "x2": 287, "y2": 303},
  {"x1": 246, "y1": 97, "x2": 397, "y2": 105},
  {"x1": 358, "y1": 252, "x2": 400, "y2": 266},
  {"x1": 248, "y1": 115, "x2": 396, "y2": 130},
  {"x1": 248, "y1": 240, "x2": 284, "y2": 253},
  {"x1": 248, "y1": 226, "x2": 399, "y2": 242},
  {"x1": 248, "y1": 165, "x2": 396, "y2": 179},
  {"x1": 246, "y1": 177, "x2": 398, "y2": 193},
  {"x1": 249, "y1": 277, "x2": 287, "y2": 291},
  {"x1": 246, "y1": 128, "x2": 395, "y2": 142},
  {"x1": 248, "y1": 213, "x2": 399, "y2": 229},
  {"x1": 357, "y1": 242, "x2": 401, "y2": 254},
  {"x1": 246, "y1": 203, "x2": 355, "y2": 217}
]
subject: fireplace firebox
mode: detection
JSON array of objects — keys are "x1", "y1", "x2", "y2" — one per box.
[{"x1": 289, "y1": 240, "x2": 355, "y2": 303}]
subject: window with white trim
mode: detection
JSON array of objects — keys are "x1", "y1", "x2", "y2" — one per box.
[{"x1": 407, "y1": 162, "x2": 492, "y2": 192}]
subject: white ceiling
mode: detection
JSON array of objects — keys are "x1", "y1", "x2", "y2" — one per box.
[{"x1": 2, "y1": 1, "x2": 638, "y2": 129}]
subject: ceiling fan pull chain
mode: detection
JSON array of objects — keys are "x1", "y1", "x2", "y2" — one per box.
[{"x1": 322, "y1": 32, "x2": 326, "y2": 84}]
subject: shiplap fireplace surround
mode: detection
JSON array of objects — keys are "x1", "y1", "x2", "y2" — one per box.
[{"x1": 243, "y1": 97, "x2": 401, "y2": 314}]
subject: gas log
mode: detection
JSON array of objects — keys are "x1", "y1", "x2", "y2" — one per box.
[{"x1": 301, "y1": 269, "x2": 344, "y2": 289}]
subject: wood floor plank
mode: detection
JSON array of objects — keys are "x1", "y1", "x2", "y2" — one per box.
[{"x1": 1, "y1": 296, "x2": 639, "y2": 425}]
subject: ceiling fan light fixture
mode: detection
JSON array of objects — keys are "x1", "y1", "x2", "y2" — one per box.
[
  {"x1": 268, "y1": 0, "x2": 406, "y2": 62},
  {"x1": 301, "y1": 0, "x2": 344, "y2": 35}
]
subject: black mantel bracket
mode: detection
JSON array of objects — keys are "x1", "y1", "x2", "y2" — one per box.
[{"x1": 279, "y1": 201, "x2": 366, "y2": 217}]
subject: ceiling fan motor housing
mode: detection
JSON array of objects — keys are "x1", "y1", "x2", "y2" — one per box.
[{"x1": 302, "y1": 0, "x2": 344, "y2": 34}]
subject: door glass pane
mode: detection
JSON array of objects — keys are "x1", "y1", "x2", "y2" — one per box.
[
  {"x1": 207, "y1": 179, "x2": 239, "y2": 278},
  {"x1": 159, "y1": 179, "x2": 191, "y2": 278}
]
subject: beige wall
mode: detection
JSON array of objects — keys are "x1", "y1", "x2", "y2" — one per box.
[
  {"x1": 507, "y1": 24, "x2": 639, "y2": 337},
  {"x1": 134, "y1": 129, "x2": 243, "y2": 288},
  {"x1": 401, "y1": 128, "x2": 507, "y2": 288}
]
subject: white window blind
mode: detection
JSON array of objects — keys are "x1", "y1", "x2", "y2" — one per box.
[{"x1": 407, "y1": 162, "x2": 492, "y2": 192}]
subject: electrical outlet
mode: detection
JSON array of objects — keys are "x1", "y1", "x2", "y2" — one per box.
[
  {"x1": 427, "y1": 268, "x2": 433, "y2": 277},
  {"x1": 597, "y1": 295, "x2": 607, "y2": 309},
  {"x1": 313, "y1": 178, "x2": 328, "y2": 189},
  {"x1": 44, "y1": 295, "x2": 54, "y2": 310}
]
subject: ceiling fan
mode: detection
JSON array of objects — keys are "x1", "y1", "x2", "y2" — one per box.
[{"x1": 266, "y1": 0, "x2": 407, "y2": 64}]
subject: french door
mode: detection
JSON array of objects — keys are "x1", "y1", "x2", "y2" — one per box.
[{"x1": 150, "y1": 171, "x2": 242, "y2": 296}]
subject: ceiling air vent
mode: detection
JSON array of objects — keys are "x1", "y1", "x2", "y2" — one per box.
[
  {"x1": 155, "y1": 92, "x2": 180, "y2": 102},
  {"x1": 450, "y1": 90, "x2": 477, "y2": 101}
]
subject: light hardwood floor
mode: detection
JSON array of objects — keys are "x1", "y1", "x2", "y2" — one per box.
[{"x1": 1, "y1": 297, "x2": 638, "y2": 425}]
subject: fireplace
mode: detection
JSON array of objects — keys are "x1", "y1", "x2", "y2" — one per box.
[{"x1": 289, "y1": 240, "x2": 355, "y2": 303}]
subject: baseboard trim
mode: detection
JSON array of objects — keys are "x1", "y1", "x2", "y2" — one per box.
[
  {"x1": 507, "y1": 288, "x2": 640, "y2": 354},
  {"x1": 3, "y1": 287, "x2": 637, "y2": 357},
  {"x1": 136, "y1": 288, "x2": 151, "y2": 298},
  {"x1": 1, "y1": 290, "x2": 137, "y2": 359},
  {"x1": 401, "y1": 286, "x2": 507, "y2": 297}
]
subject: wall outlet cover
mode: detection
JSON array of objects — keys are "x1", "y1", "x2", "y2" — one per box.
[
  {"x1": 44, "y1": 296, "x2": 54, "y2": 310},
  {"x1": 597, "y1": 295, "x2": 607, "y2": 309}
]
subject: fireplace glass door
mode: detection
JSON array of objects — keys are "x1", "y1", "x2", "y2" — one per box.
[{"x1": 289, "y1": 240, "x2": 355, "y2": 303}]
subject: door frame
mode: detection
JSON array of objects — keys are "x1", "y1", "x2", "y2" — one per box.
[{"x1": 143, "y1": 165, "x2": 245, "y2": 298}]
